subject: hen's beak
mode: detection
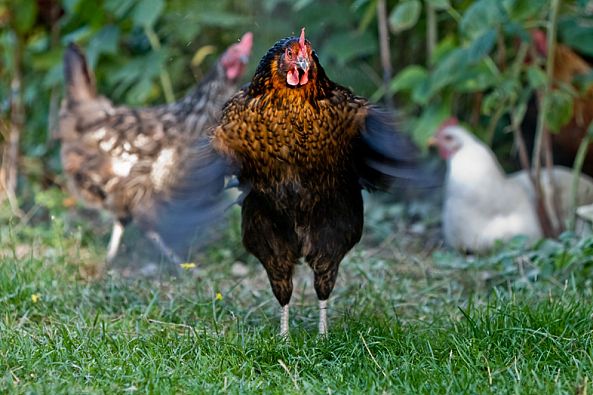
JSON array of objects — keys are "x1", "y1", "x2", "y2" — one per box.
[
  {"x1": 296, "y1": 56, "x2": 309, "y2": 72},
  {"x1": 427, "y1": 136, "x2": 438, "y2": 147}
]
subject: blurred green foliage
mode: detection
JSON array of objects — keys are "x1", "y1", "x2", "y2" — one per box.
[
  {"x1": 391, "y1": 0, "x2": 593, "y2": 147},
  {"x1": 0, "y1": 0, "x2": 592, "y2": 208}
]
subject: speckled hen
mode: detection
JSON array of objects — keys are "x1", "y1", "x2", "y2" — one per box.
[{"x1": 58, "y1": 33, "x2": 252, "y2": 264}]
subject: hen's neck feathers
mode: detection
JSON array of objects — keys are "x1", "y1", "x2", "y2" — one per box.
[
  {"x1": 161, "y1": 62, "x2": 234, "y2": 134},
  {"x1": 172, "y1": 63, "x2": 229, "y2": 109}
]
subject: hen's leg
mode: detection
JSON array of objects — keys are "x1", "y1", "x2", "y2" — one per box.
[
  {"x1": 146, "y1": 230, "x2": 183, "y2": 266},
  {"x1": 307, "y1": 190, "x2": 364, "y2": 336},
  {"x1": 318, "y1": 299, "x2": 328, "y2": 335},
  {"x1": 280, "y1": 304, "x2": 290, "y2": 336},
  {"x1": 261, "y1": 261, "x2": 295, "y2": 337},
  {"x1": 310, "y1": 261, "x2": 339, "y2": 336},
  {"x1": 242, "y1": 192, "x2": 298, "y2": 337},
  {"x1": 106, "y1": 220, "x2": 125, "y2": 263}
]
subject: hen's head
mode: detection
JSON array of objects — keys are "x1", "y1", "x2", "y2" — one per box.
[
  {"x1": 220, "y1": 32, "x2": 253, "y2": 81},
  {"x1": 252, "y1": 28, "x2": 323, "y2": 91},
  {"x1": 429, "y1": 118, "x2": 476, "y2": 160},
  {"x1": 280, "y1": 28, "x2": 312, "y2": 86}
]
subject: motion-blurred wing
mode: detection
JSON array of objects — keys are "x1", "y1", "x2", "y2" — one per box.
[
  {"x1": 137, "y1": 137, "x2": 231, "y2": 255},
  {"x1": 356, "y1": 107, "x2": 439, "y2": 191}
]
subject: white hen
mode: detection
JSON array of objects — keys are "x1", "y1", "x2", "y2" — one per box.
[{"x1": 432, "y1": 119, "x2": 593, "y2": 252}]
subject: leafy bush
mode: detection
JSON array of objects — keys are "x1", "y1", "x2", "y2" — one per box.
[{"x1": 389, "y1": 0, "x2": 593, "y2": 149}]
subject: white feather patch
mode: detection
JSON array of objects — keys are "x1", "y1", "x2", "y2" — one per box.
[
  {"x1": 90, "y1": 127, "x2": 107, "y2": 141},
  {"x1": 134, "y1": 134, "x2": 151, "y2": 148},
  {"x1": 151, "y1": 148, "x2": 176, "y2": 191},
  {"x1": 100, "y1": 135, "x2": 117, "y2": 152},
  {"x1": 110, "y1": 151, "x2": 139, "y2": 178}
]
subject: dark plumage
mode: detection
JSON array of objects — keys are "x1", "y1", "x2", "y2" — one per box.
[
  {"x1": 213, "y1": 29, "x2": 424, "y2": 335},
  {"x1": 58, "y1": 33, "x2": 252, "y2": 264}
]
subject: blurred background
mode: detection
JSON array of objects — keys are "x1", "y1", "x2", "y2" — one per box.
[{"x1": 0, "y1": 0, "x2": 592, "y2": 248}]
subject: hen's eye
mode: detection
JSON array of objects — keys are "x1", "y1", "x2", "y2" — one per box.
[
  {"x1": 443, "y1": 135, "x2": 453, "y2": 142},
  {"x1": 285, "y1": 48, "x2": 293, "y2": 59}
]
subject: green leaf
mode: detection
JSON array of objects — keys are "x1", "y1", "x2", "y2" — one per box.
[
  {"x1": 30, "y1": 48, "x2": 62, "y2": 71},
  {"x1": 428, "y1": 48, "x2": 469, "y2": 97},
  {"x1": 466, "y1": 29, "x2": 496, "y2": 63},
  {"x1": 426, "y1": 0, "x2": 450, "y2": 10},
  {"x1": 127, "y1": 77, "x2": 157, "y2": 104},
  {"x1": 388, "y1": 0, "x2": 421, "y2": 34},
  {"x1": 322, "y1": 31, "x2": 377, "y2": 66},
  {"x1": 106, "y1": 51, "x2": 164, "y2": 100},
  {"x1": 132, "y1": 0, "x2": 164, "y2": 27},
  {"x1": 482, "y1": 91, "x2": 502, "y2": 117},
  {"x1": 412, "y1": 101, "x2": 451, "y2": 147},
  {"x1": 481, "y1": 79, "x2": 519, "y2": 116},
  {"x1": 411, "y1": 79, "x2": 432, "y2": 105},
  {"x1": 502, "y1": 0, "x2": 548, "y2": 21},
  {"x1": 390, "y1": 65, "x2": 428, "y2": 94},
  {"x1": 460, "y1": 0, "x2": 505, "y2": 40},
  {"x1": 104, "y1": 0, "x2": 136, "y2": 19},
  {"x1": 62, "y1": 0, "x2": 83, "y2": 14},
  {"x1": 12, "y1": 0, "x2": 37, "y2": 34},
  {"x1": 456, "y1": 63, "x2": 499, "y2": 93},
  {"x1": 294, "y1": 0, "x2": 315, "y2": 11},
  {"x1": 482, "y1": 79, "x2": 521, "y2": 115},
  {"x1": 358, "y1": 0, "x2": 378, "y2": 33},
  {"x1": 193, "y1": 11, "x2": 249, "y2": 28},
  {"x1": 87, "y1": 25, "x2": 120, "y2": 67},
  {"x1": 60, "y1": 26, "x2": 94, "y2": 47},
  {"x1": 544, "y1": 90, "x2": 574, "y2": 133},
  {"x1": 558, "y1": 16, "x2": 593, "y2": 57},
  {"x1": 430, "y1": 34, "x2": 457, "y2": 64},
  {"x1": 526, "y1": 66, "x2": 547, "y2": 90},
  {"x1": 42, "y1": 63, "x2": 63, "y2": 89}
]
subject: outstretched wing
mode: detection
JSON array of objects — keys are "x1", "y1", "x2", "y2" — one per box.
[
  {"x1": 355, "y1": 107, "x2": 439, "y2": 191},
  {"x1": 136, "y1": 137, "x2": 232, "y2": 255}
]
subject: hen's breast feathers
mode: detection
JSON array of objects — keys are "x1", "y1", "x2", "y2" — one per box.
[
  {"x1": 215, "y1": 86, "x2": 361, "y2": 167},
  {"x1": 213, "y1": 83, "x2": 423, "y2": 194}
]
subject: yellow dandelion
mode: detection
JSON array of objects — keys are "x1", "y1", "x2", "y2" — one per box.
[
  {"x1": 31, "y1": 293, "x2": 41, "y2": 303},
  {"x1": 215, "y1": 292, "x2": 223, "y2": 301},
  {"x1": 179, "y1": 262, "x2": 196, "y2": 270}
]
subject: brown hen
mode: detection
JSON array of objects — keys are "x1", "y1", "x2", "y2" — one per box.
[
  {"x1": 213, "y1": 29, "x2": 425, "y2": 336},
  {"x1": 58, "y1": 33, "x2": 252, "y2": 265},
  {"x1": 523, "y1": 30, "x2": 593, "y2": 176}
]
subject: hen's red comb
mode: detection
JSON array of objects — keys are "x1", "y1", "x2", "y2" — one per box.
[
  {"x1": 299, "y1": 28, "x2": 306, "y2": 52},
  {"x1": 438, "y1": 117, "x2": 458, "y2": 133},
  {"x1": 531, "y1": 29, "x2": 547, "y2": 56}
]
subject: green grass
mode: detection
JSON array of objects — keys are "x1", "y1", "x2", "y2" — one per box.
[{"x1": 2, "y1": 199, "x2": 593, "y2": 393}]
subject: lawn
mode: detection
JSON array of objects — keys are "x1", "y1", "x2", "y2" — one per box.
[{"x1": 1, "y1": 199, "x2": 593, "y2": 394}]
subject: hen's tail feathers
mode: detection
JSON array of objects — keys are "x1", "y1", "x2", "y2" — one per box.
[
  {"x1": 138, "y1": 138, "x2": 231, "y2": 256},
  {"x1": 358, "y1": 108, "x2": 442, "y2": 191},
  {"x1": 64, "y1": 43, "x2": 96, "y2": 102}
]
